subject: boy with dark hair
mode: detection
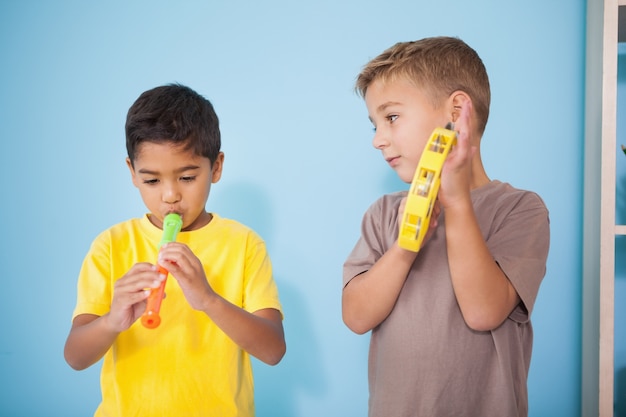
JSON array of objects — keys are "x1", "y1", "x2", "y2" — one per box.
[{"x1": 65, "y1": 84, "x2": 286, "y2": 417}]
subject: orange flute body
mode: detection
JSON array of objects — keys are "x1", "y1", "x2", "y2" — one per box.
[{"x1": 141, "y1": 213, "x2": 183, "y2": 329}]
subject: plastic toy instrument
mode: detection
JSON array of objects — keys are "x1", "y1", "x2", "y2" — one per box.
[
  {"x1": 141, "y1": 213, "x2": 183, "y2": 329},
  {"x1": 398, "y1": 125, "x2": 457, "y2": 252}
]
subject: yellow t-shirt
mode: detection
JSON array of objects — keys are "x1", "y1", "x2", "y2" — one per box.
[{"x1": 72, "y1": 214, "x2": 283, "y2": 417}]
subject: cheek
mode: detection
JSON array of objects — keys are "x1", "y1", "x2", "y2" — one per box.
[
  {"x1": 404, "y1": 127, "x2": 433, "y2": 158},
  {"x1": 400, "y1": 139, "x2": 426, "y2": 164},
  {"x1": 192, "y1": 181, "x2": 212, "y2": 203},
  {"x1": 137, "y1": 187, "x2": 159, "y2": 203}
]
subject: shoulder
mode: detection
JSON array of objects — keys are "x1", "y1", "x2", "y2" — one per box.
[
  {"x1": 474, "y1": 180, "x2": 548, "y2": 214},
  {"x1": 365, "y1": 191, "x2": 407, "y2": 216},
  {"x1": 210, "y1": 213, "x2": 256, "y2": 234},
  {"x1": 92, "y1": 216, "x2": 156, "y2": 244},
  {"x1": 90, "y1": 217, "x2": 146, "y2": 244},
  {"x1": 358, "y1": 192, "x2": 407, "y2": 244},
  {"x1": 85, "y1": 217, "x2": 170, "y2": 260},
  {"x1": 473, "y1": 181, "x2": 550, "y2": 243},
  {"x1": 207, "y1": 214, "x2": 266, "y2": 244}
]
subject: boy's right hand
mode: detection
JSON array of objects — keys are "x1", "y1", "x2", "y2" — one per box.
[{"x1": 106, "y1": 263, "x2": 165, "y2": 332}]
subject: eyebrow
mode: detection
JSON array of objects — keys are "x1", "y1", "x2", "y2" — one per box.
[
  {"x1": 369, "y1": 101, "x2": 403, "y2": 124},
  {"x1": 376, "y1": 101, "x2": 402, "y2": 113},
  {"x1": 137, "y1": 165, "x2": 201, "y2": 175}
]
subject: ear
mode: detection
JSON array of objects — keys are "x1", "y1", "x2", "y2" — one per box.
[
  {"x1": 126, "y1": 157, "x2": 140, "y2": 188},
  {"x1": 211, "y1": 152, "x2": 225, "y2": 184},
  {"x1": 449, "y1": 91, "x2": 471, "y2": 124}
]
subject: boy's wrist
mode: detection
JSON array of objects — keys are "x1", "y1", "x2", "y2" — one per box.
[
  {"x1": 195, "y1": 288, "x2": 222, "y2": 315},
  {"x1": 392, "y1": 241, "x2": 420, "y2": 261},
  {"x1": 100, "y1": 313, "x2": 125, "y2": 335}
]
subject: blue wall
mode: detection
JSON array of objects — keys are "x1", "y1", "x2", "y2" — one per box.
[{"x1": 0, "y1": 1, "x2": 585, "y2": 416}]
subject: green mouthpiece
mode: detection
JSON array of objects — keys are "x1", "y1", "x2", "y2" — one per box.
[{"x1": 159, "y1": 213, "x2": 183, "y2": 247}]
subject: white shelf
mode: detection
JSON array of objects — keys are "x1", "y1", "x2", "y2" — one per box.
[{"x1": 583, "y1": 0, "x2": 619, "y2": 416}]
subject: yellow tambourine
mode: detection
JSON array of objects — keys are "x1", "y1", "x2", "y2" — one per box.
[{"x1": 398, "y1": 125, "x2": 457, "y2": 252}]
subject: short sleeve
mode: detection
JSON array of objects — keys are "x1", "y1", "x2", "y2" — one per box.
[
  {"x1": 343, "y1": 193, "x2": 404, "y2": 287},
  {"x1": 72, "y1": 231, "x2": 114, "y2": 320},
  {"x1": 242, "y1": 232, "x2": 283, "y2": 318},
  {"x1": 482, "y1": 190, "x2": 550, "y2": 322}
]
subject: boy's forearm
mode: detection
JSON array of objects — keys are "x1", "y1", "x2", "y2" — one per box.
[
  {"x1": 444, "y1": 203, "x2": 519, "y2": 331},
  {"x1": 342, "y1": 244, "x2": 417, "y2": 334},
  {"x1": 199, "y1": 295, "x2": 286, "y2": 365},
  {"x1": 64, "y1": 314, "x2": 120, "y2": 370}
]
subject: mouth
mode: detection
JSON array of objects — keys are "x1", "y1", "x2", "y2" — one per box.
[
  {"x1": 385, "y1": 156, "x2": 400, "y2": 166},
  {"x1": 164, "y1": 210, "x2": 183, "y2": 219}
]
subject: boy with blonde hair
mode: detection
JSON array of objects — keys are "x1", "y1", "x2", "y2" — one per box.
[{"x1": 342, "y1": 37, "x2": 550, "y2": 417}]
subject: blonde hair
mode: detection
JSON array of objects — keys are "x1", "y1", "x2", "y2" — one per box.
[{"x1": 356, "y1": 36, "x2": 491, "y2": 135}]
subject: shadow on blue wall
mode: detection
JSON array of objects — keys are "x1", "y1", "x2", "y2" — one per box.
[
  {"x1": 617, "y1": 367, "x2": 626, "y2": 417},
  {"x1": 209, "y1": 180, "x2": 326, "y2": 416},
  {"x1": 253, "y1": 276, "x2": 326, "y2": 416}
]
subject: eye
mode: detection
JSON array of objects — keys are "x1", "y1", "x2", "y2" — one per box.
[
  {"x1": 387, "y1": 114, "x2": 398, "y2": 123},
  {"x1": 180, "y1": 176, "x2": 196, "y2": 183},
  {"x1": 142, "y1": 178, "x2": 158, "y2": 185}
]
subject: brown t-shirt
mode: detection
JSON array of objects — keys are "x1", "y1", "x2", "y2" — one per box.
[{"x1": 343, "y1": 180, "x2": 550, "y2": 417}]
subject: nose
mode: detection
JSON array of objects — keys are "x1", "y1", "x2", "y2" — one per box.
[
  {"x1": 162, "y1": 182, "x2": 181, "y2": 204},
  {"x1": 372, "y1": 128, "x2": 389, "y2": 150}
]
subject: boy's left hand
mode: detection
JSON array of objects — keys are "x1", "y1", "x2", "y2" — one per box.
[
  {"x1": 157, "y1": 242, "x2": 216, "y2": 310},
  {"x1": 439, "y1": 101, "x2": 475, "y2": 209}
]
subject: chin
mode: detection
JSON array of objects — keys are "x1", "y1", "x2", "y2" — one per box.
[{"x1": 397, "y1": 171, "x2": 414, "y2": 184}]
